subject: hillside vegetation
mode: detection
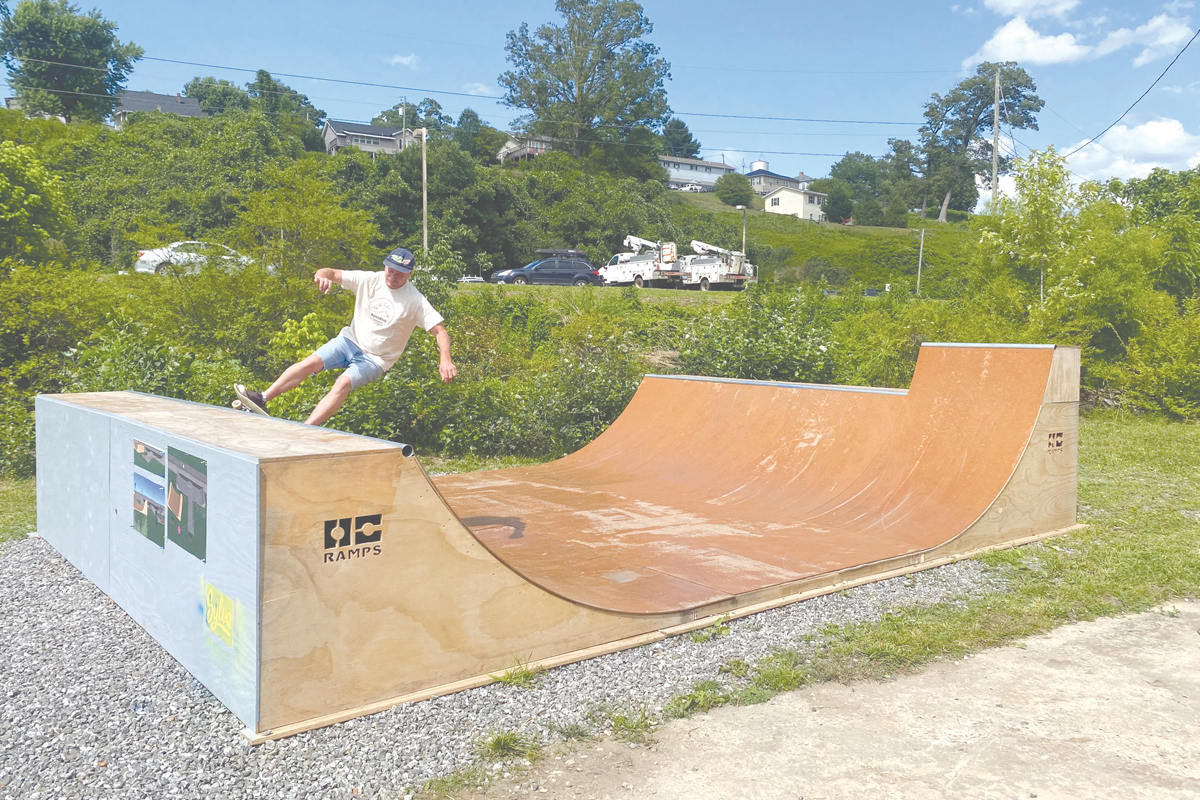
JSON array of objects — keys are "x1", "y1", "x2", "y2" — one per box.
[{"x1": 2, "y1": 108, "x2": 1199, "y2": 480}]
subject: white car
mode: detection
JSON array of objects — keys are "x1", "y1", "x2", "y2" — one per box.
[
  {"x1": 134, "y1": 241, "x2": 252, "y2": 275},
  {"x1": 456, "y1": 276, "x2": 485, "y2": 283}
]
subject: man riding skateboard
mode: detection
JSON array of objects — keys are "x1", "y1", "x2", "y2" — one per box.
[{"x1": 234, "y1": 247, "x2": 457, "y2": 426}]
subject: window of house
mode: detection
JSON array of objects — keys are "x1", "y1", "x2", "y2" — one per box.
[
  {"x1": 705, "y1": 167, "x2": 711, "y2": 173},
  {"x1": 771, "y1": 197, "x2": 780, "y2": 207},
  {"x1": 808, "y1": 194, "x2": 815, "y2": 203}
]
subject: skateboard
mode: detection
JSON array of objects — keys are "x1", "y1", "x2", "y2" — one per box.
[{"x1": 231, "y1": 384, "x2": 269, "y2": 416}]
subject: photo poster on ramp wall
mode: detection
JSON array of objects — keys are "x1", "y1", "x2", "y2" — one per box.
[
  {"x1": 166, "y1": 447, "x2": 208, "y2": 561},
  {"x1": 132, "y1": 440, "x2": 167, "y2": 547}
]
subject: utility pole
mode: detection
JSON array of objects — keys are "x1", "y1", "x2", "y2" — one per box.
[
  {"x1": 401, "y1": 96, "x2": 407, "y2": 151},
  {"x1": 420, "y1": 128, "x2": 429, "y2": 256},
  {"x1": 992, "y1": 70, "x2": 1000, "y2": 204},
  {"x1": 916, "y1": 228, "x2": 925, "y2": 295}
]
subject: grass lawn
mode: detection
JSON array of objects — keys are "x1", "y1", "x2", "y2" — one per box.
[
  {"x1": 0, "y1": 477, "x2": 36, "y2": 543},
  {"x1": 454, "y1": 281, "x2": 740, "y2": 306}
]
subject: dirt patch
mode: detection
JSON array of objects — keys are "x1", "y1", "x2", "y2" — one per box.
[{"x1": 470, "y1": 602, "x2": 1200, "y2": 799}]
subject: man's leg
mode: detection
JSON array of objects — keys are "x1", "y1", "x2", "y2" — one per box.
[
  {"x1": 305, "y1": 374, "x2": 353, "y2": 426},
  {"x1": 264, "y1": 353, "x2": 325, "y2": 403}
]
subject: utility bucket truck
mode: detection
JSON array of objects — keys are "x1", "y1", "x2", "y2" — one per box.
[
  {"x1": 679, "y1": 240, "x2": 757, "y2": 291},
  {"x1": 600, "y1": 236, "x2": 682, "y2": 288}
]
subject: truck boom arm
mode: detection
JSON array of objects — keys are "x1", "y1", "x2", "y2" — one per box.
[{"x1": 690, "y1": 240, "x2": 737, "y2": 256}]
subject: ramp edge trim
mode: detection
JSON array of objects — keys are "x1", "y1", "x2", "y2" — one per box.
[
  {"x1": 922, "y1": 342, "x2": 1056, "y2": 349},
  {"x1": 646, "y1": 374, "x2": 908, "y2": 395}
]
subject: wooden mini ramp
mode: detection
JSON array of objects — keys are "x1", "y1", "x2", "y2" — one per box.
[{"x1": 35, "y1": 343, "x2": 1080, "y2": 741}]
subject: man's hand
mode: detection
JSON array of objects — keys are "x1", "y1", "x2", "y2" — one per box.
[
  {"x1": 439, "y1": 358, "x2": 458, "y2": 383},
  {"x1": 431, "y1": 323, "x2": 456, "y2": 383},
  {"x1": 313, "y1": 268, "x2": 342, "y2": 294}
]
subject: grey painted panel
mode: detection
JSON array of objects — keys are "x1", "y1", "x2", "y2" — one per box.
[
  {"x1": 36, "y1": 396, "x2": 113, "y2": 592},
  {"x1": 108, "y1": 420, "x2": 261, "y2": 729}
]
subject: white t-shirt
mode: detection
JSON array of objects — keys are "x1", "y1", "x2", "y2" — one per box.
[{"x1": 338, "y1": 270, "x2": 444, "y2": 370}]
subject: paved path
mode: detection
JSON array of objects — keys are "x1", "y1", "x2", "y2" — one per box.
[{"x1": 477, "y1": 602, "x2": 1200, "y2": 799}]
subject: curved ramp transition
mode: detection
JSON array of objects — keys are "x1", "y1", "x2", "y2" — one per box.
[{"x1": 35, "y1": 343, "x2": 1080, "y2": 742}]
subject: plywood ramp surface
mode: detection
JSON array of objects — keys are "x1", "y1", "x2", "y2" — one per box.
[{"x1": 434, "y1": 345, "x2": 1079, "y2": 614}]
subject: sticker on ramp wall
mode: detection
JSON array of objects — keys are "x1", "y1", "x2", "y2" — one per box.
[
  {"x1": 167, "y1": 447, "x2": 208, "y2": 561},
  {"x1": 133, "y1": 441, "x2": 167, "y2": 547},
  {"x1": 202, "y1": 578, "x2": 235, "y2": 648}
]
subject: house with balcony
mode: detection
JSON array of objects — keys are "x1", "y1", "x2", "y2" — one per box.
[
  {"x1": 763, "y1": 186, "x2": 828, "y2": 222},
  {"x1": 323, "y1": 120, "x2": 414, "y2": 157},
  {"x1": 498, "y1": 133, "x2": 556, "y2": 163},
  {"x1": 110, "y1": 91, "x2": 206, "y2": 130},
  {"x1": 658, "y1": 155, "x2": 736, "y2": 191}
]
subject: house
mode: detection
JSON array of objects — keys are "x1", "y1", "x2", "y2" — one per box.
[
  {"x1": 746, "y1": 159, "x2": 810, "y2": 195},
  {"x1": 763, "y1": 185, "x2": 828, "y2": 222},
  {"x1": 498, "y1": 133, "x2": 555, "y2": 163},
  {"x1": 323, "y1": 120, "x2": 414, "y2": 157},
  {"x1": 111, "y1": 91, "x2": 205, "y2": 130},
  {"x1": 658, "y1": 155, "x2": 736, "y2": 191}
]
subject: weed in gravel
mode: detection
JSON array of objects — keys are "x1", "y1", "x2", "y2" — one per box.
[
  {"x1": 491, "y1": 657, "x2": 542, "y2": 689},
  {"x1": 729, "y1": 685, "x2": 774, "y2": 706},
  {"x1": 475, "y1": 730, "x2": 542, "y2": 761},
  {"x1": 663, "y1": 680, "x2": 729, "y2": 719},
  {"x1": 422, "y1": 765, "x2": 489, "y2": 798},
  {"x1": 752, "y1": 651, "x2": 810, "y2": 693},
  {"x1": 605, "y1": 707, "x2": 656, "y2": 744},
  {"x1": 690, "y1": 616, "x2": 731, "y2": 643},
  {"x1": 547, "y1": 721, "x2": 594, "y2": 741},
  {"x1": 718, "y1": 658, "x2": 751, "y2": 678}
]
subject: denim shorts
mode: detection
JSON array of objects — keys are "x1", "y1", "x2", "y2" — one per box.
[{"x1": 314, "y1": 335, "x2": 385, "y2": 390}]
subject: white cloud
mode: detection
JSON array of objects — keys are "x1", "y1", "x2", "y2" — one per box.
[
  {"x1": 963, "y1": 17, "x2": 1091, "y2": 68},
  {"x1": 388, "y1": 53, "x2": 420, "y2": 69},
  {"x1": 462, "y1": 82, "x2": 495, "y2": 96},
  {"x1": 951, "y1": 5, "x2": 979, "y2": 14},
  {"x1": 1095, "y1": 14, "x2": 1193, "y2": 66},
  {"x1": 1164, "y1": 1, "x2": 1194, "y2": 14},
  {"x1": 983, "y1": 0, "x2": 1079, "y2": 18},
  {"x1": 1065, "y1": 117, "x2": 1200, "y2": 180}
]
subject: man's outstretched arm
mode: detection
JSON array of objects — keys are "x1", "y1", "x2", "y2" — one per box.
[
  {"x1": 431, "y1": 323, "x2": 457, "y2": 383},
  {"x1": 313, "y1": 268, "x2": 344, "y2": 295}
]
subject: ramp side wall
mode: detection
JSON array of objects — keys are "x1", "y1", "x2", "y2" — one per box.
[
  {"x1": 257, "y1": 454, "x2": 676, "y2": 733},
  {"x1": 34, "y1": 395, "x2": 262, "y2": 730}
]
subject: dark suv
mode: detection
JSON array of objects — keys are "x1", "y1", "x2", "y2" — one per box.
[{"x1": 489, "y1": 249, "x2": 604, "y2": 286}]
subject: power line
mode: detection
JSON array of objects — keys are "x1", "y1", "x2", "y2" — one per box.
[{"x1": 1063, "y1": 25, "x2": 1200, "y2": 159}]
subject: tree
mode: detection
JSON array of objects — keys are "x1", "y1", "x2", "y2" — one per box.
[
  {"x1": 373, "y1": 97, "x2": 452, "y2": 137},
  {"x1": 0, "y1": 140, "x2": 64, "y2": 261},
  {"x1": 829, "y1": 151, "x2": 888, "y2": 200},
  {"x1": 500, "y1": 0, "x2": 670, "y2": 158},
  {"x1": 920, "y1": 61, "x2": 1043, "y2": 223},
  {"x1": 810, "y1": 178, "x2": 854, "y2": 223},
  {"x1": 662, "y1": 118, "x2": 700, "y2": 158},
  {"x1": 852, "y1": 196, "x2": 885, "y2": 227},
  {"x1": 883, "y1": 195, "x2": 909, "y2": 228},
  {"x1": 183, "y1": 76, "x2": 251, "y2": 115},
  {"x1": 246, "y1": 70, "x2": 325, "y2": 151},
  {"x1": 453, "y1": 108, "x2": 510, "y2": 164},
  {"x1": 0, "y1": 0, "x2": 142, "y2": 123},
  {"x1": 714, "y1": 173, "x2": 753, "y2": 207}
]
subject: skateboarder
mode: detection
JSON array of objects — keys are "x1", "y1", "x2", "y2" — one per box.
[{"x1": 234, "y1": 247, "x2": 457, "y2": 426}]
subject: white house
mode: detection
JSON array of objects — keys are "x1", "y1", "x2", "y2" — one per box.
[
  {"x1": 763, "y1": 186, "x2": 828, "y2": 222},
  {"x1": 658, "y1": 155, "x2": 736, "y2": 191},
  {"x1": 323, "y1": 120, "x2": 414, "y2": 157}
]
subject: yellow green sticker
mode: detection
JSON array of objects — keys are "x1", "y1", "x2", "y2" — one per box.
[{"x1": 203, "y1": 580, "x2": 235, "y2": 648}]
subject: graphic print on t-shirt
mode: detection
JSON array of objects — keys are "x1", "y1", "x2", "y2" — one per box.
[{"x1": 368, "y1": 297, "x2": 394, "y2": 326}]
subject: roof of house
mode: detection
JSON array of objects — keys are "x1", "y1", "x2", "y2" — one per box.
[
  {"x1": 325, "y1": 120, "x2": 406, "y2": 137},
  {"x1": 115, "y1": 91, "x2": 205, "y2": 117},
  {"x1": 763, "y1": 185, "x2": 828, "y2": 199},
  {"x1": 745, "y1": 168, "x2": 801, "y2": 182},
  {"x1": 796, "y1": 172, "x2": 815, "y2": 182},
  {"x1": 658, "y1": 154, "x2": 734, "y2": 170}
]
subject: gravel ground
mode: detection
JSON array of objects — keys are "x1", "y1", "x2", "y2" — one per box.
[{"x1": 0, "y1": 536, "x2": 1007, "y2": 800}]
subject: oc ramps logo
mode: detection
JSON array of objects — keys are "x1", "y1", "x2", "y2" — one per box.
[{"x1": 323, "y1": 514, "x2": 383, "y2": 563}]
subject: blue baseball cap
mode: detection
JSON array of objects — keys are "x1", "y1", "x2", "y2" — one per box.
[{"x1": 384, "y1": 247, "x2": 416, "y2": 273}]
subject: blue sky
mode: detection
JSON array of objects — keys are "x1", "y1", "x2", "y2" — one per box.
[{"x1": 13, "y1": 0, "x2": 1200, "y2": 196}]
